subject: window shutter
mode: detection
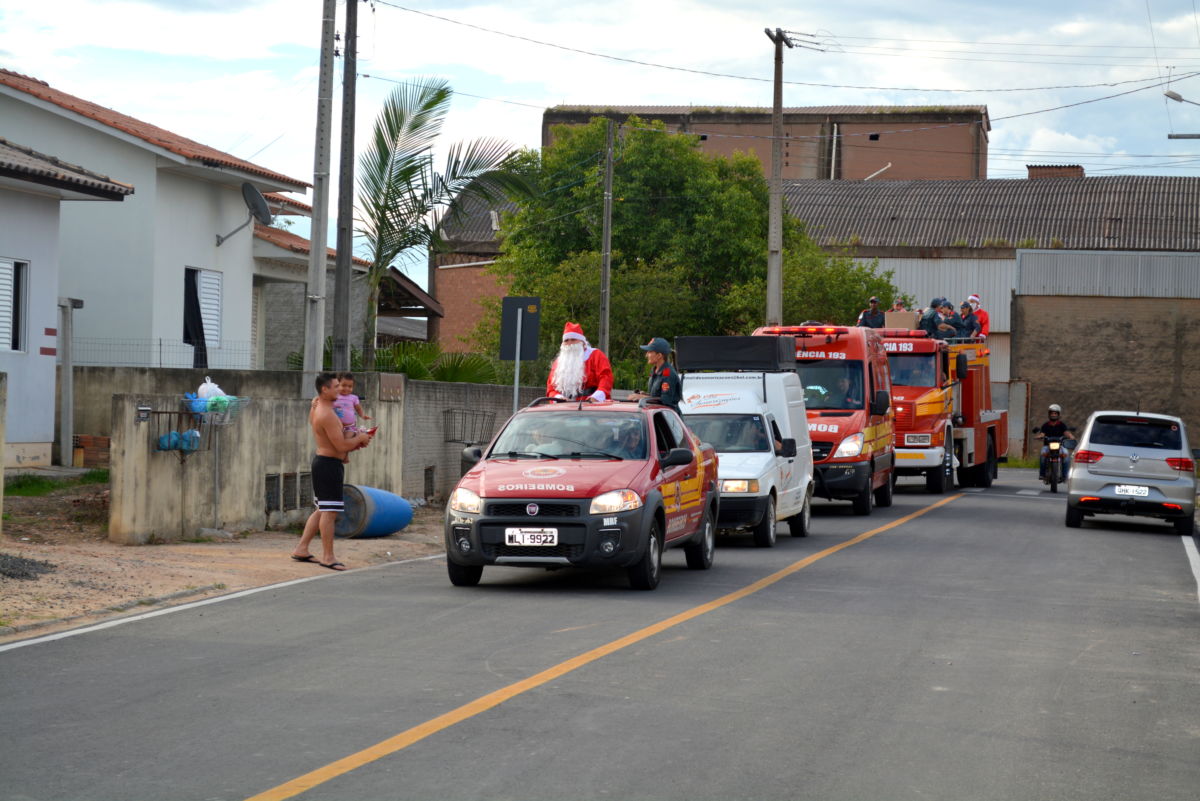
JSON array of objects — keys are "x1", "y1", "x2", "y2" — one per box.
[
  {"x1": 198, "y1": 269, "x2": 222, "y2": 349},
  {"x1": 0, "y1": 260, "x2": 13, "y2": 352}
]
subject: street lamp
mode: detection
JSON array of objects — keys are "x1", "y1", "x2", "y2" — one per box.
[{"x1": 1164, "y1": 90, "x2": 1200, "y2": 106}]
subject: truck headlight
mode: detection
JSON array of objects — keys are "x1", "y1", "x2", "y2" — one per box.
[
  {"x1": 721, "y1": 479, "x2": 760, "y2": 493},
  {"x1": 449, "y1": 487, "x2": 482, "y2": 514},
  {"x1": 905, "y1": 433, "x2": 932, "y2": 446},
  {"x1": 833, "y1": 432, "x2": 864, "y2": 458},
  {"x1": 590, "y1": 489, "x2": 643, "y2": 514}
]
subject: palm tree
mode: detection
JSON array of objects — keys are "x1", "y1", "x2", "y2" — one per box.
[{"x1": 357, "y1": 77, "x2": 526, "y2": 369}]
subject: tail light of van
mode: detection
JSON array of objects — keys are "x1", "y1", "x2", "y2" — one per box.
[
  {"x1": 1073, "y1": 450, "x2": 1103, "y2": 464},
  {"x1": 1167, "y1": 457, "x2": 1195, "y2": 472}
]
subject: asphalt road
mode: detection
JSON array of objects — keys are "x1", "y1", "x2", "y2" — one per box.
[{"x1": 2, "y1": 469, "x2": 1198, "y2": 801}]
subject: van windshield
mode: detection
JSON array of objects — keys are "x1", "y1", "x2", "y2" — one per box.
[
  {"x1": 684, "y1": 414, "x2": 772, "y2": 453},
  {"x1": 887, "y1": 353, "x2": 937, "y2": 387},
  {"x1": 490, "y1": 412, "x2": 645, "y2": 459},
  {"x1": 797, "y1": 359, "x2": 864, "y2": 410}
]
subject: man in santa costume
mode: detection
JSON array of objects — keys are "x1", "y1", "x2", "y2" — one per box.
[
  {"x1": 967, "y1": 294, "x2": 990, "y2": 337},
  {"x1": 546, "y1": 322, "x2": 613, "y2": 402}
]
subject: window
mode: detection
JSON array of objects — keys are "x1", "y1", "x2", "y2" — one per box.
[
  {"x1": 183, "y1": 267, "x2": 222, "y2": 349},
  {"x1": 0, "y1": 259, "x2": 27, "y2": 352}
]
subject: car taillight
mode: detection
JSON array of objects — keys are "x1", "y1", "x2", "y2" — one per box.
[
  {"x1": 1167, "y1": 458, "x2": 1195, "y2": 472},
  {"x1": 1073, "y1": 450, "x2": 1103, "y2": 464}
]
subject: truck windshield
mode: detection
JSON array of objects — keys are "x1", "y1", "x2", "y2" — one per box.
[
  {"x1": 887, "y1": 353, "x2": 937, "y2": 387},
  {"x1": 684, "y1": 414, "x2": 772, "y2": 453},
  {"x1": 797, "y1": 359, "x2": 865, "y2": 410},
  {"x1": 490, "y1": 412, "x2": 646, "y2": 459}
]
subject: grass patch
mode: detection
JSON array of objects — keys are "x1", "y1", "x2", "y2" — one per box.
[
  {"x1": 79, "y1": 469, "x2": 109, "y2": 484},
  {"x1": 1003, "y1": 457, "x2": 1039, "y2": 469},
  {"x1": 4, "y1": 469, "x2": 111, "y2": 497}
]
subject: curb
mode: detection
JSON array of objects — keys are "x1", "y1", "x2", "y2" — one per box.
[{"x1": 0, "y1": 583, "x2": 226, "y2": 638}]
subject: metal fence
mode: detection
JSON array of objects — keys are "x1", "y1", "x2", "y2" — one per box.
[{"x1": 67, "y1": 338, "x2": 257, "y2": 369}]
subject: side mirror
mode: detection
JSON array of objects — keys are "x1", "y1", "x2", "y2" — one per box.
[
  {"x1": 955, "y1": 352, "x2": 969, "y2": 381},
  {"x1": 869, "y1": 389, "x2": 890, "y2": 416},
  {"x1": 662, "y1": 447, "x2": 695, "y2": 468},
  {"x1": 462, "y1": 445, "x2": 483, "y2": 466},
  {"x1": 778, "y1": 438, "x2": 797, "y2": 458},
  {"x1": 1031, "y1": 426, "x2": 1041, "y2": 434}
]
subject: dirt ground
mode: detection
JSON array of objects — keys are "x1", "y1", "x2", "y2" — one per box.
[{"x1": 0, "y1": 481, "x2": 444, "y2": 643}]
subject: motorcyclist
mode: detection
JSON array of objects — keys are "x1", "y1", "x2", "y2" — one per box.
[{"x1": 1033, "y1": 404, "x2": 1075, "y2": 482}]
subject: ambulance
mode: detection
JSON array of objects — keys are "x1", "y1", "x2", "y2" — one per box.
[{"x1": 752, "y1": 325, "x2": 895, "y2": 514}]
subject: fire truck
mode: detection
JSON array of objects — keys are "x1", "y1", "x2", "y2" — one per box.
[{"x1": 880, "y1": 330, "x2": 1008, "y2": 491}]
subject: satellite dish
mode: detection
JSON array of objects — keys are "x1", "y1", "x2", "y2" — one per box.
[{"x1": 216, "y1": 182, "x2": 274, "y2": 246}]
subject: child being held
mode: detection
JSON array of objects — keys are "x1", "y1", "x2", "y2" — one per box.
[{"x1": 333, "y1": 372, "x2": 376, "y2": 461}]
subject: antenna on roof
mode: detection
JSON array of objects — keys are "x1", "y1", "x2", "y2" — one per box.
[{"x1": 216, "y1": 182, "x2": 273, "y2": 246}]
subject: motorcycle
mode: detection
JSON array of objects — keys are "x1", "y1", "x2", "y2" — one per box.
[{"x1": 1035, "y1": 433, "x2": 1077, "y2": 493}]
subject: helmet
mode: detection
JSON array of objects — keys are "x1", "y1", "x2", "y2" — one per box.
[{"x1": 1048, "y1": 404, "x2": 1062, "y2": 413}]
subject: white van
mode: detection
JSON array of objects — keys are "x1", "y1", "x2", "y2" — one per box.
[{"x1": 679, "y1": 369, "x2": 814, "y2": 547}]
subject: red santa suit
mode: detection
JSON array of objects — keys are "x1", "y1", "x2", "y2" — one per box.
[
  {"x1": 546, "y1": 322, "x2": 613, "y2": 401},
  {"x1": 968, "y1": 294, "x2": 990, "y2": 337}
]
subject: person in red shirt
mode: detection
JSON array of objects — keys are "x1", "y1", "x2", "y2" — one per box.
[
  {"x1": 968, "y1": 294, "x2": 990, "y2": 337},
  {"x1": 545, "y1": 322, "x2": 614, "y2": 402}
]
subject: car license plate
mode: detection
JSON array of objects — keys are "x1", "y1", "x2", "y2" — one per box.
[
  {"x1": 504, "y1": 528, "x2": 558, "y2": 546},
  {"x1": 1115, "y1": 485, "x2": 1149, "y2": 497}
]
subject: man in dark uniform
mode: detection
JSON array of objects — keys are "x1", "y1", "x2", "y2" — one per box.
[
  {"x1": 856, "y1": 296, "x2": 885, "y2": 328},
  {"x1": 957, "y1": 301, "x2": 982, "y2": 338},
  {"x1": 629, "y1": 337, "x2": 682, "y2": 412}
]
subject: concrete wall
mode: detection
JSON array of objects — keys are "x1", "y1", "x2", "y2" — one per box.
[
  {"x1": 0, "y1": 189, "x2": 62, "y2": 465},
  {"x1": 1010, "y1": 296, "x2": 1200, "y2": 456},
  {"x1": 261, "y1": 269, "x2": 371, "y2": 370},
  {"x1": 0, "y1": 373, "x2": 7, "y2": 534}
]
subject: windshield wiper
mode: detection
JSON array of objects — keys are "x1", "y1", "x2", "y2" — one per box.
[
  {"x1": 568, "y1": 451, "x2": 623, "y2": 459},
  {"x1": 489, "y1": 451, "x2": 560, "y2": 460}
]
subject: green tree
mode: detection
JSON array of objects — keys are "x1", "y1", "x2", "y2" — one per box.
[{"x1": 357, "y1": 77, "x2": 526, "y2": 369}]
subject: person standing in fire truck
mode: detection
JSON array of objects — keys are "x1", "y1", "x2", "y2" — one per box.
[
  {"x1": 968, "y1": 294, "x2": 990, "y2": 337},
  {"x1": 628, "y1": 337, "x2": 682, "y2": 412},
  {"x1": 856, "y1": 296, "x2": 885, "y2": 328}
]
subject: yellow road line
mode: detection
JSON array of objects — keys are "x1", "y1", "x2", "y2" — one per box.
[{"x1": 245, "y1": 493, "x2": 963, "y2": 801}]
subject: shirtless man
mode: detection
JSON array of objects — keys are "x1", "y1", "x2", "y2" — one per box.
[{"x1": 291, "y1": 372, "x2": 373, "y2": 570}]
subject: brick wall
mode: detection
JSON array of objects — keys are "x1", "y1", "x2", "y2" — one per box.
[
  {"x1": 433, "y1": 263, "x2": 505, "y2": 352},
  {"x1": 1010, "y1": 296, "x2": 1200, "y2": 455}
]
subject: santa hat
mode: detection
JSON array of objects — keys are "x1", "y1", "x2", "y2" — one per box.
[
  {"x1": 561, "y1": 321, "x2": 587, "y2": 343},
  {"x1": 968, "y1": 294, "x2": 981, "y2": 305}
]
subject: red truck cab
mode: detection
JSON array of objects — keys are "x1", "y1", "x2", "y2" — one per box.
[
  {"x1": 753, "y1": 325, "x2": 895, "y2": 514},
  {"x1": 445, "y1": 398, "x2": 720, "y2": 590},
  {"x1": 882, "y1": 329, "x2": 1008, "y2": 491}
]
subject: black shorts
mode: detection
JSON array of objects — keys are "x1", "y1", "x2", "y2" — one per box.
[{"x1": 311, "y1": 455, "x2": 345, "y2": 513}]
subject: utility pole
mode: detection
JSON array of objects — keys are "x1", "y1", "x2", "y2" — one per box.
[
  {"x1": 332, "y1": 0, "x2": 357, "y2": 371},
  {"x1": 304, "y1": 0, "x2": 337, "y2": 381},
  {"x1": 598, "y1": 119, "x2": 615, "y2": 354},
  {"x1": 764, "y1": 28, "x2": 793, "y2": 326}
]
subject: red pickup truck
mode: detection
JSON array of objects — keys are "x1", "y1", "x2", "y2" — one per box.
[{"x1": 445, "y1": 398, "x2": 720, "y2": 590}]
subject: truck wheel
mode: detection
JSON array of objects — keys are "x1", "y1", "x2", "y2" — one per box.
[
  {"x1": 1065, "y1": 506, "x2": 1083, "y2": 528},
  {"x1": 684, "y1": 508, "x2": 715, "y2": 569},
  {"x1": 1174, "y1": 514, "x2": 1195, "y2": 536},
  {"x1": 874, "y1": 471, "x2": 894, "y2": 507},
  {"x1": 752, "y1": 496, "x2": 777, "y2": 548},
  {"x1": 628, "y1": 520, "x2": 663, "y2": 590},
  {"x1": 974, "y1": 440, "x2": 995, "y2": 488},
  {"x1": 788, "y1": 492, "x2": 811, "y2": 537},
  {"x1": 926, "y1": 436, "x2": 951, "y2": 494},
  {"x1": 447, "y1": 560, "x2": 483, "y2": 587},
  {"x1": 851, "y1": 480, "x2": 873, "y2": 516}
]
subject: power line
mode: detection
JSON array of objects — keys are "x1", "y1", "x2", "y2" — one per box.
[
  {"x1": 823, "y1": 33, "x2": 1200, "y2": 51},
  {"x1": 371, "y1": 3, "x2": 1173, "y2": 94}
]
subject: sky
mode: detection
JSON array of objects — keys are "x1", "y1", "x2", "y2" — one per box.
[{"x1": 5, "y1": 0, "x2": 1200, "y2": 277}]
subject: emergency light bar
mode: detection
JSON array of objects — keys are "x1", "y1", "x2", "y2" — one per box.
[{"x1": 879, "y1": 328, "x2": 928, "y2": 338}]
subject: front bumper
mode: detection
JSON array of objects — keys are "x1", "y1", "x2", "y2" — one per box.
[
  {"x1": 715, "y1": 494, "x2": 770, "y2": 529},
  {"x1": 445, "y1": 498, "x2": 654, "y2": 569},
  {"x1": 894, "y1": 446, "x2": 944, "y2": 474},
  {"x1": 815, "y1": 460, "x2": 871, "y2": 500}
]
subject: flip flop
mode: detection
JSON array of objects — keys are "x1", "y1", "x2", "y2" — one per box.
[
  {"x1": 319, "y1": 561, "x2": 347, "y2": 571},
  {"x1": 290, "y1": 554, "x2": 317, "y2": 563}
]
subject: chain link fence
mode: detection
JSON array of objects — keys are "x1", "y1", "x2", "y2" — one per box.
[{"x1": 67, "y1": 338, "x2": 257, "y2": 369}]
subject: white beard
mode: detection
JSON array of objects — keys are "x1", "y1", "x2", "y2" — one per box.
[{"x1": 553, "y1": 344, "x2": 586, "y2": 398}]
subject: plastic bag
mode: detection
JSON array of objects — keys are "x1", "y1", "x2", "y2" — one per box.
[{"x1": 198, "y1": 376, "x2": 224, "y2": 399}]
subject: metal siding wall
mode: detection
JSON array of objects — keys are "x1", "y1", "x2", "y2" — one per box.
[
  {"x1": 983, "y1": 333, "x2": 1010, "y2": 383},
  {"x1": 1018, "y1": 250, "x2": 1200, "y2": 297},
  {"x1": 864, "y1": 257, "x2": 1016, "y2": 331}
]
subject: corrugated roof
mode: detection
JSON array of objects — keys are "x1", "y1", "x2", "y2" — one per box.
[
  {"x1": 0, "y1": 137, "x2": 133, "y2": 199},
  {"x1": 0, "y1": 69, "x2": 306, "y2": 189},
  {"x1": 785, "y1": 177, "x2": 1200, "y2": 252}
]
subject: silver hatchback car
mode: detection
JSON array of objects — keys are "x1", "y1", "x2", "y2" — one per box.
[{"x1": 1065, "y1": 411, "x2": 1198, "y2": 535}]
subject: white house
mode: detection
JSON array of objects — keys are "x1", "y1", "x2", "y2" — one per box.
[
  {"x1": 0, "y1": 137, "x2": 133, "y2": 466},
  {"x1": 0, "y1": 68, "x2": 309, "y2": 371}
]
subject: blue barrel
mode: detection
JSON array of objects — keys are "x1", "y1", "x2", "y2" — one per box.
[{"x1": 335, "y1": 484, "x2": 413, "y2": 538}]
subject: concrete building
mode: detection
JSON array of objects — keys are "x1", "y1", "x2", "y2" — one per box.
[{"x1": 0, "y1": 137, "x2": 133, "y2": 465}]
